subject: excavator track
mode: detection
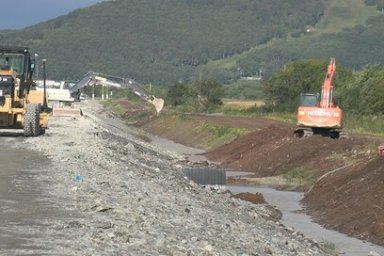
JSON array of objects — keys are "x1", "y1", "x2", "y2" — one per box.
[
  {"x1": 294, "y1": 127, "x2": 348, "y2": 139},
  {"x1": 294, "y1": 128, "x2": 313, "y2": 138}
]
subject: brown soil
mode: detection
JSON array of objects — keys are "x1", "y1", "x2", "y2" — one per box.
[
  {"x1": 231, "y1": 192, "x2": 267, "y2": 204},
  {"x1": 139, "y1": 113, "x2": 384, "y2": 246}
]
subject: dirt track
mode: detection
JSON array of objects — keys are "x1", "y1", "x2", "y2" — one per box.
[{"x1": 140, "y1": 113, "x2": 384, "y2": 247}]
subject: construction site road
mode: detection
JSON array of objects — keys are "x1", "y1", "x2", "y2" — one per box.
[{"x1": 0, "y1": 100, "x2": 334, "y2": 256}]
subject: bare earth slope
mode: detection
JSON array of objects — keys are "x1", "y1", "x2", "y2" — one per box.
[{"x1": 140, "y1": 113, "x2": 384, "y2": 247}]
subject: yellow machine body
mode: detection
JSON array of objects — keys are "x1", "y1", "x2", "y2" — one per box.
[{"x1": 0, "y1": 46, "x2": 50, "y2": 136}]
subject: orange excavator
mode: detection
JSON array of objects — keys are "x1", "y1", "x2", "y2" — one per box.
[{"x1": 294, "y1": 58, "x2": 347, "y2": 139}]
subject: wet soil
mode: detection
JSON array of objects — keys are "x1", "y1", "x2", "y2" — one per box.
[
  {"x1": 139, "y1": 113, "x2": 384, "y2": 247},
  {"x1": 231, "y1": 192, "x2": 267, "y2": 204}
]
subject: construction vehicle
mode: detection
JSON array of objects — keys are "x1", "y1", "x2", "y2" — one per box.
[
  {"x1": 69, "y1": 71, "x2": 164, "y2": 115},
  {"x1": 36, "y1": 80, "x2": 75, "y2": 106},
  {"x1": 0, "y1": 46, "x2": 50, "y2": 136},
  {"x1": 294, "y1": 58, "x2": 347, "y2": 139}
]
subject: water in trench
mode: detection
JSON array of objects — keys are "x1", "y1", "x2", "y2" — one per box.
[
  {"x1": 148, "y1": 135, "x2": 384, "y2": 256},
  {"x1": 228, "y1": 185, "x2": 384, "y2": 256}
]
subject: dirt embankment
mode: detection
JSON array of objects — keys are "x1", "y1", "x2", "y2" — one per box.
[{"x1": 139, "y1": 113, "x2": 384, "y2": 246}]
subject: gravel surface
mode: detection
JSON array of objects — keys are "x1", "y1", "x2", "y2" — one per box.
[{"x1": 1, "y1": 100, "x2": 335, "y2": 256}]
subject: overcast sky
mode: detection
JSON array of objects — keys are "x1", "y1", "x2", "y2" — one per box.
[{"x1": 0, "y1": 0, "x2": 105, "y2": 29}]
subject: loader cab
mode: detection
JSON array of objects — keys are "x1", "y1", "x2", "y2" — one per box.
[
  {"x1": 0, "y1": 52, "x2": 25, "y2": 75},
  {"x1": 0, "y1": 47, "x2": 35, "y2": 99},
  {"x1": 299, "y1": 93, "x2": 320, "y2": 107}
]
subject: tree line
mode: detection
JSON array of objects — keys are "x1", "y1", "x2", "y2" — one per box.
[{"x1": 261, "y1": 59, "x2": 384, "y2": 116}]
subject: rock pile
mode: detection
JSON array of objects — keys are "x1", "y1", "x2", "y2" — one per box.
[{"x1": 16, "y1": 101, "x2": 333, "y2": 255}]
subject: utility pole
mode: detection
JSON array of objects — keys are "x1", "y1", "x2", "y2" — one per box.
[{"x1": 34, "y1": 53, "x2": 39, "y2": 80}]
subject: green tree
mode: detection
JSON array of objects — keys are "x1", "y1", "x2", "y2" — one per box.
[
  {"x1": 194, "y1": 79, "x2": 224, "y2": 111},
  {"x1": 355, "y1": 65, "x2": 384, "y2": 115},
  {"x1": 166, "y1": 83, "x2": 191, "y2": 106},
  {"x1": 262, "y1": 59, "x2": 327, "y2": 112}
]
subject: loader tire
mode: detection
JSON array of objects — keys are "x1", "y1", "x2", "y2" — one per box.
[{"x1": 24, "y1": 103, "x2": 41, "y2": 137}]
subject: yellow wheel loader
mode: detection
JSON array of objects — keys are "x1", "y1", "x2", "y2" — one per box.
[{"x1": 0, "y1": 46, "x2": 50, "y2": 136}]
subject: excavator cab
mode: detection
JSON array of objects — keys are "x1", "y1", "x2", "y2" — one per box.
[{"x1": 299, "y1": 93, "x2": 319, "y2": 107}]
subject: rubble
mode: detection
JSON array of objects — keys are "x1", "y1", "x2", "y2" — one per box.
[{"x1": 3, "y1": 100, "x2": 334, "y2": 255}]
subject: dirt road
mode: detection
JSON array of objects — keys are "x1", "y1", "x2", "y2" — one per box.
[
  {"x1": 0, "y1": 138, "x2": 52, "y2": 251},
  {"x1": 0, "y1": 101, "x2": 333, "y2": 255}
]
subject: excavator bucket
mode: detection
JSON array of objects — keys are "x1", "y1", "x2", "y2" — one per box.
[
  {"x1": 149, "y1": 97, "x2": 165, "y2": 116},
  {"x1": 49, "y1": 98, "x2": 82, "y2": 117}
]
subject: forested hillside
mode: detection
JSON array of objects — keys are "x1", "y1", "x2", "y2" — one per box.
[
  {"x1": 202, "y1": 0, "x2": 384, "y2": 80},
  {"x1": 0, "y1": 0, "x2": 326, "y2": 83},
  {"x1": 0, "y1": 0, "x2": 383, "y2": 86}
]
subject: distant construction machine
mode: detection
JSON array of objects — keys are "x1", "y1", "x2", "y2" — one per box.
[
  {"x1": 70, "y1": 71, "x2": 164, "y2": 115},
  {"x1": 294, "y1": 58, "x2": 347, "y2": 139},
  {"x1": 0, "y1": 46, "x2": 50, "y2": 136}
]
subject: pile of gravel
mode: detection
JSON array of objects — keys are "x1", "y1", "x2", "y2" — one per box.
[{"x1": 11, "y1": 100, "x2": 333, "y2": 255}]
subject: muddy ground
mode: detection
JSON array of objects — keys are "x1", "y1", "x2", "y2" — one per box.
[{"x1": 138, "y1": 111, "x2": 384, "y2": 247}]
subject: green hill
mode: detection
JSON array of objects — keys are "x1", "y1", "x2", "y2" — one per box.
[
  {"x1": 0, "y1": 0, "x2": 382, "y2": 85},
  {"x1": 204, "y1": 0, "x2": 384, "y2": 79},
  {"x1": 0, "y1": 0, "x2": 326, "y2": 83}
]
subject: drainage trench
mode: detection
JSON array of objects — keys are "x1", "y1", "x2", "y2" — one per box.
[
  {"x1": 149, "y1": 135, "x2": 384, "y2": 256},
  {"x1": 228, "y1": 185, "x2": 384, "y2": 256}
]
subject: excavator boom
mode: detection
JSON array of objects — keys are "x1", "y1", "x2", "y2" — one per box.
[
  {"x1": 70, "y1": 71, "x2": 164, "y2": 115},
  {"x1": 320, "y1": 57, "x2": 336, "y2": 108}
]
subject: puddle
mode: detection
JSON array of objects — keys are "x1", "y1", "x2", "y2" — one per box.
[{"x1": 228, "y1": 185, "x2": 384, "y2": 256}]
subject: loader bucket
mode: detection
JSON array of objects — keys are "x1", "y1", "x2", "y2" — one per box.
[
  {"x1": 149, "y1": 97, "x2": 165, "y2": 116},
  {"x1": 52, "y1": 107, "x2": 83, "y2": 117}
]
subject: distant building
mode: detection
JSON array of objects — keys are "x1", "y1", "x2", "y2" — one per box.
[{"x1": 306, "y1": 26, "x2": 315, "y2": 33}]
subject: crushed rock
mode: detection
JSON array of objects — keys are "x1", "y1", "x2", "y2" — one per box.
[{"x1": 8, "y1": 100, "x2": 335, "y2": 256}]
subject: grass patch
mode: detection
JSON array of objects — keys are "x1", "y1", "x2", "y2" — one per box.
[
  {"x1": 132, "y1": 132, "x2": 151, "y2": 143},
  {"x1": 344, "y1": 114, "x2": 384, "y2": 136},
  {"x1": 222, "y1": 105, "x2": 297, "y2": 124},
  {"x1": 100, "y1": 100, "x2": 127, "y2": 116},
  {"x1": 196, "y1": 122, "x2": 247, "y2": 149},
  {"x1": 283, "y1": 167, "x2": 313, "y2": 186},
  {"x1": 222, "y1": 99, "x2": 265, "y2": 110},
  {"x1": 233, "y1": 171, "x2": 314, "y2": 191},
  {"x1": 125, "y1": 111, "x2": 153, "y2": 124},
  {"x1": 315, "y1": 0, "x2": 380, "y2": 34},
  {"x1": 199, "y1": 122, "x2": 246, "y2": 138},
  {"x1": 319, "y1": 240, "x2": 338, "y2": 255},
  {"x1": 222, "y1": 102, "x2": 384, "y2": 138}
]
